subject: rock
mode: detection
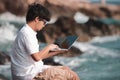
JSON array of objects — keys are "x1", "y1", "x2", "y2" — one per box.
[
  {"x1": 43, "y1": 57, "x2": 62, "y2": 66},
  {"x1": 56, "y1": 46, "x2": 83, "y2": 57},
  {"x1": 0, "y1": 52, "x2": 10, "y2": 65},
  {"x1": 84, "y1": 18, "x2": 111, "y2": 36},
  {"x1": 0, "y1": 74, "x2": 8, "y2": 80}
]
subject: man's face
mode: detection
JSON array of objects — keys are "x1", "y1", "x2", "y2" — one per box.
[{"x1": 35, "y1": 18, "x2": 47, "y2": 31}]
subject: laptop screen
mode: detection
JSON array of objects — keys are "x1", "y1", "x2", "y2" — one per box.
[{"x1": 54, "y1": 35, "x2": 78, "y2": 49}]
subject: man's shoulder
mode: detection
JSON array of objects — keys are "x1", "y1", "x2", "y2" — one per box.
[
  {"x1": 20, "y1": 25, "x2": 29, "y2": 34},
  {"x1": 17, "y1": 26, "x2": 28, "y2": 38}
]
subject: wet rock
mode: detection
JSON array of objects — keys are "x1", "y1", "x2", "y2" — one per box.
[
  {"x1": 56, "y1": 46, "x2": 83, "y2": 57},
  {"x1": 0, "y1": 74, "x2": 8, "y2": 80},
  {"x1": 84, "y1": 18, "x2": 111, "y2": 36},
  {"x1": 43, "y1": 57, "x2": 62, "y2": 66},
  {"x1": 0, "y1": 52, "x2": 10, "y2": 65}
]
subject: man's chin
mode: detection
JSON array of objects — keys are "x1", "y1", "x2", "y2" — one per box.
[{"x1": 37, "y1": 29, "x2": 42, "y2": 31}]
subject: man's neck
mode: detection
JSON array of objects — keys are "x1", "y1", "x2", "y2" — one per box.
[{"x1": 27, "y1": 22, "x2": 36, "y2": 32}]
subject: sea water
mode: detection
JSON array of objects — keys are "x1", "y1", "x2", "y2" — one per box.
[{"x1": 0, "y1": 12, "x2": 120, "y2": 80}]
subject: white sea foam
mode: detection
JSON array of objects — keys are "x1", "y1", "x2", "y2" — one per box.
[
  {"x1": 95, "y1": 47, "x2": 120, "y2": 58},
  {"x1": 74, "y1": 12, "x2": 89, "y2": 24},
  {"x1": 89, "y1": 35, "x2": 120, "y2": 43},
  {"x1": 0, "y1": 12, "x2": 25, "y2": 23},
  {"x1": 54, "y1": 56, "x2": 89, "y2": 69},
  {"x1": 0, "y1": 22, "x2": 17, "y2": 43},
  {"x1": 73, "y1": 41, "x2": 97, "y2": 52}
]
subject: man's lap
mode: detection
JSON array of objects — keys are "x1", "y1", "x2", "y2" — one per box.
[{"x1": 33, "y1": 66, "x2": 80, "y2": 80}]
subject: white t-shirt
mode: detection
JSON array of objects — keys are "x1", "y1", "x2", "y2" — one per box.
[{"x1": 10, "y1": 24, "x2": 49, "y2": 80}]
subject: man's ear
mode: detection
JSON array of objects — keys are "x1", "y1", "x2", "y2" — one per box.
[{"x1": 35, "y1": 17, "x2": 39, "y2": 22}]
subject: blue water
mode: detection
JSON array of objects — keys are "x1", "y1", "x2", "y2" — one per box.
[
  {"x1": 76, "y1": 49, "x2": 120, "y2": 80},
  {"x1": 90, "y1": 0, "x2": 120, "y2": 5},
  {"x1": 99, "y1": 18, "x2": 120, "y2": 25}
]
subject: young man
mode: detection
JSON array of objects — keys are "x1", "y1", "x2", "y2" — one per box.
[{"x1": 10, "y1": 3, "x2": 79, "y2": 80}]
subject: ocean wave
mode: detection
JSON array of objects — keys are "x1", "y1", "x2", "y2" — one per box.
[
  {"x1": 54, "y1": 56, "x2": 88, "y2": 69},
  {"x1": 0, "y1": 22, "x2": 17, "y2": 43},
  {"x1": 89, "y1": 35, "x2": 120, "y2": 43},
  {"x1": 0, "y1": 12, "x2": 25, "y2": 23},
  {"x1": 73, "y1": 41, "x2": 120, "y2": 58},
  {"x1": 73, "y1": 41, "x2": 97, "y2": 52}
]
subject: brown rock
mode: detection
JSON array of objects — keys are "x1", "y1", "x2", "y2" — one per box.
[
  {"x1": 0, "y1": 0, "x2": 119, "y2": 20},
  {"x1": 0, "y1": 51, "x2": 10, "y2": 65}
]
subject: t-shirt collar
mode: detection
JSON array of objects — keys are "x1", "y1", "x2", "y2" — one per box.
[{"x1": 25, "y1": 24, "x2": 37, "y2": 35}]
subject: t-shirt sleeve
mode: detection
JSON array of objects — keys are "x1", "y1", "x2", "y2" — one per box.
[{"x1": 22, "y1": 33, "x2": 39, "y2": 55}]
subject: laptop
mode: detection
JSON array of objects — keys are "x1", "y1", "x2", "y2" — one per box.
[{"x1": 51, "y1": 35, "x2": 78, "y2": 51}]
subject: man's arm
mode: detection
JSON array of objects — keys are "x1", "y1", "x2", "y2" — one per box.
[{"x1": 31, "y1": 44, "x2": 66, "y2": 61}]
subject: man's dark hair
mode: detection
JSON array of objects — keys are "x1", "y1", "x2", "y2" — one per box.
[{"x1": 26, "y1": 3, "x2": 51, "y2": 22}]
